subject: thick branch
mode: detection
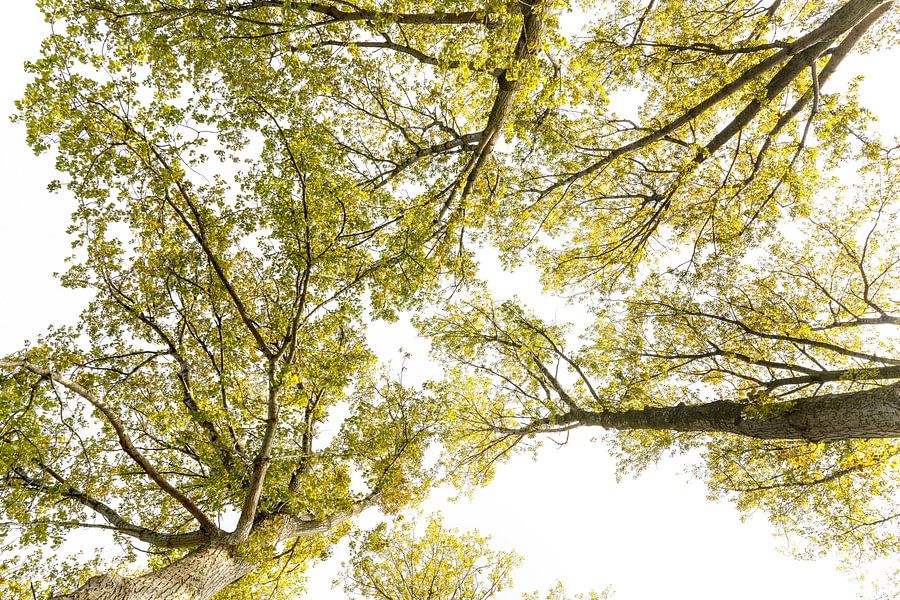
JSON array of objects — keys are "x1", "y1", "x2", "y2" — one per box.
[
  {"x1": 436, "y1": 0, "x2": 546, "y2": 223},
  {"x1": 571, "y1": 381, "x2": 900, "y2": 442},
  {"x1": 702, "y1": 0, "x2": 891, "y2": 161},
  {"x1": 301, "y1": 2, "x2": 499, "y2": 27},
  {"x1": 671, "y1": 307, "x2": 900, "y2": 365},
  {"x1": 230, "y1": 377, "x2": 282, "y2": 543},
  {"x1": 276, "y1": 490, "x2": 383, "y2": 541},
  {"x1": 0, "y1": 359, "x2": 219, "y2": 533},
  {"x1": 548, "y1": 0, "x2": 891, "y2": 191},
  {"x1": 11, "y1": 465, "x2": 206, "y2": 549}
]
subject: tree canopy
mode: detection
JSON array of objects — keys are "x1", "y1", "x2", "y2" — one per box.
[
  {"x1": 0, "y1": 0, "x2": 898, "y2": 598},
  {"x1": 340, "y1": 515, "x2": 610, "y2": 599}
]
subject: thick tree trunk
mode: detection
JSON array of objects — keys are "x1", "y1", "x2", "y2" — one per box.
[
  {"x1": 578, "y1": 381, "x2": 900, "y2": 442},
  {"x1": 48, "y1": 504, "x2": 369, "y2": 600},
  {"x1": 52, "y1": 545, "x2": 254, "y2": 600}
]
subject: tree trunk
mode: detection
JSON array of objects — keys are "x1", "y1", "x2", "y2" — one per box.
[
  {"x1": 52, "y1": 545, "x2": 254, "y2": 600},
  {"x1": 578, "y1": 381, "x2": 900, "y2": 442},
  {"x1": 48, "y1": 506, "x2": 369, "y2": 600}
]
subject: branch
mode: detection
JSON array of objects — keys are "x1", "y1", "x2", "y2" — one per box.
[
  {"x1": 91, "y1": 1, "x2": 506, "y2": 28},
  {"x1": 99, "y1": 276, "x2": 240, "y2": 472},
  {"x1": 82, "y1": 99, "x2": 276, "y2": 359},
  {"x1": 278, "y1": 490, "x2": 383, "y2": 541},
  {"x1": 301, "y1": 2, "x2": 499, "y2": 27},
  {"x1": 159, "y1": 183, "x2": 274, "y2": 359},
  {"x1": 435, "y1": 0, "x2": 546, "y2": 225},
  {"x1": 1, "y1": 359, "x2": 219, "y2": 534},
  {"x1": 546, "y1": 0, "x2": 891, "y2": 192},
  {"x1": 815, "y1": 314, "x2": 900, "y2": 330},
  {"x1": 670, "y1": 307, "x2": 900, "y2": 365},
  {"x1": 10, "y1": 464, "x2": 207, "y2": 549},
  {"x1": 230, "y1": 374, "x2": 282, "y2": 543},
  {"x1": 372, "y1": 131, "x2": 483, "y2": 186}
]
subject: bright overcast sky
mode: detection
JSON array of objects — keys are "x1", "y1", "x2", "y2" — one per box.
[{"x1": 1, "y1": 3, "x2": 898, "y2": 599}]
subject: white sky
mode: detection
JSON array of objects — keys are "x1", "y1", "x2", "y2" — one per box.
[{"x1": 1, "y1": 3, "x2": 898, "y2": 598}]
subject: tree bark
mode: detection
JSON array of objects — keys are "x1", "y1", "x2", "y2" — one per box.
[
  {"x1": 48, "y1": 501, "x2": 374, "y2": 600},
  {"x1": 576, "y1": 381, "x2": 900, "y2": 442},
  {"x1": 51, "y1": 545, "x2": 254, "y2": 600}
]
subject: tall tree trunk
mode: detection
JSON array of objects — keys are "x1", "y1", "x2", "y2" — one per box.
[
  {"x1": 52, "y1": 545, "x2": 254, "y2": 600},
  {"x1": 577, "y1": 381, "x2": 900, "y2": 442},
  {"x1": 48, "y1": 506, "x2": 368, "y2": 600}
]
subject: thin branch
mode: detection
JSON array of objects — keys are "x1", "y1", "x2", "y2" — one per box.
[{"x1": 1, "y1": 359, "x2": 219, "y2": 534}]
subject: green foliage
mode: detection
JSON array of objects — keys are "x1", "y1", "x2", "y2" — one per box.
[
  {"x1": 2, "y1": 0, "x2": 899, "y2": 596},
  {"x1": 523, "y1": 581, "x2": 614, "y2": 600},
  {"x1": 341, "y1": 517, "x2": 611, "y2": 600},
  {"x1": 341, "y1": 514, "x2": 521, "y2": 600},
  {"x1": 703, "y1": 437, "x2": 900, "y2": 558},
  {"x1": 423, "y1": 150, "x2": 900, "y2": 568},
  {"x1": 216, "y1": 527, "x2": 344, "y2": 600}
]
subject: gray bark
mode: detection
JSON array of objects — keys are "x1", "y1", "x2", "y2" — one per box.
[
  {"x1": 576, "y1": 381, "x2": 900, "y2": 442},
  {"x1": 52, "y1": 545, "x2": 254, "y2": 600},
  {"x1": 48, "y1": 502, "x2": 372, "y2": 600},
  {"x1": 54, "y1": 545, "x2": 254, "y2": 600}
]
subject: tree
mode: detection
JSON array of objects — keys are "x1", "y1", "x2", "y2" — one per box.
[
  {"x1": 522, "y1": 583, "x2": 613, "y2": 600},
  {"x1": 425, "y1": 156, "x2": 900, "y2": 560},
  {"x1": 341, "y1": 515, "x2": 608, "y2": 600},
  {"x1": 1, "y1": 0, "x2": 898, "y2": 597},
  {"x1": 341, "y1": 515, "x2": 520, "y2": 600}
]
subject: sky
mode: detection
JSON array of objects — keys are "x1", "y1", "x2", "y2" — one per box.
[{"x1": 0, "y1": 3, "x2": 897, "y2": 599}]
